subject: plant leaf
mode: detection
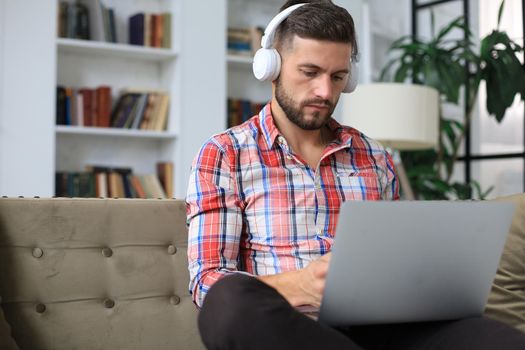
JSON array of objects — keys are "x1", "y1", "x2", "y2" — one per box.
[{"x1": 497, "y1": 0, "x2": 505, "y2": 30}]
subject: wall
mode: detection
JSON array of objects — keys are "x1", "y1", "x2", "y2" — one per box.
[
  {"x1": 178, "y1": 0, "x2": 227, "y2": 197},
  {"x1": 0, "y1": 0, "x2": 56, "y2": 196}
]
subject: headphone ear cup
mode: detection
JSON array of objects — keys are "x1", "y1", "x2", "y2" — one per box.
[
  {"x1": 253, "y1": 48, "x2": 282, "y2": 82},
  {"x1": 343, "y1": 61, "x2": 359, "y2": 93}
]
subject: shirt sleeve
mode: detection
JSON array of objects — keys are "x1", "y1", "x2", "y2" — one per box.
[
  {"x1": 186, "y1": 136, "x2": 247, "y2": 308},
  {"x1": 384, "y1": 150, "x2": 400, "y2": 200}
]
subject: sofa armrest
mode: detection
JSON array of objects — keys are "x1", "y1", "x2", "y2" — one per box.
[{"x1": 485, "y1": 193, "x2": 525, "y2": 333}]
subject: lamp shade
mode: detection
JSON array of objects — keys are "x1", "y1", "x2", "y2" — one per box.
[{"x1": 340, "y1": 83, "x2": 439, "y2": 150}]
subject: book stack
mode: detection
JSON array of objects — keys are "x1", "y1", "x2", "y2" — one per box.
[
  {"x1": 55, "y1": 162, "x2": 174, "y2": 198},
  {"x1": 56, "y1": 85, "x2": 112, "y2": 127},
  {"x1": 58, "y1": 0, "x2": 118, "y2": 43},
  {"x1": 128, "y1": 12, "x2": 172, "y2": 48},
  {"x1": 227, "y1": 26, "x2": 263, "y2": 56},
  {"x1": 111, "y1": 90, "x2": 170, "y2": 131},
  {"x1": 227, "y1": 98, "x2": 265, "y2": 128}
]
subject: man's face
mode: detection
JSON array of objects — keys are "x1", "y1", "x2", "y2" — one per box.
[{"x1": 275, "y1": 36, "x2": 352, "y2": 130}]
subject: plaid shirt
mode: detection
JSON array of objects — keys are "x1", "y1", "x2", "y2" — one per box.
[{"x1": 186, "y1": 104, "x2": 399, "y2": 307}]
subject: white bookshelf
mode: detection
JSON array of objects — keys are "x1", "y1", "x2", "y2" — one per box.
[
  {"x1": 54, "y1": 0, "x2": 182, "y2": 198},
  {"x1": 0, "y1": 0, "x2": 227, "y2": 198}
]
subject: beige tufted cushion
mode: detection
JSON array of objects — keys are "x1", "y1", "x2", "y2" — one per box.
[
  {"x1": 485, "y1": 193, "x2": 525, "y2": 333},
  {"x1": 0, "y1": 198, "x2": 204, "y2": 350}
]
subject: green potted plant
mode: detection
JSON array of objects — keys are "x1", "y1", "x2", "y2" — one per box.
[{"x1": 380, "y1": 0, "x2": 525, "y2": 200}]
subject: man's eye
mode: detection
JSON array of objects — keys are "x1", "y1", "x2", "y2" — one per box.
[
  {"x1": 332, "y1": 75, "x2": 345, "y2": 82},
  {"x1": 303, "y1": 70, "x2": 317, "y2": 77}
]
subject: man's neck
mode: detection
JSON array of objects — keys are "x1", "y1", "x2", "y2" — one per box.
[{"x1": 270, "y1": 100, "x2": 332, "y2": 169}]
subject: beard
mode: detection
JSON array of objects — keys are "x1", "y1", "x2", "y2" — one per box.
[{"x1": 275, "y1": 77, "x2": 336, "y2": 130}]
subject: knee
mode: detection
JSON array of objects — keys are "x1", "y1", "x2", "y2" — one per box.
[
  {"x1": 200, "y1": 273, "x2": 256, "y2": 320},
  {"x1": 198, "y1": 274, "x2": 263, "y2": 347}
]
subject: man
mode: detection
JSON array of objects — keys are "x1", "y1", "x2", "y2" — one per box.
[{"x1": 186, "y1": 1, "x2": 525, "y2": 349}]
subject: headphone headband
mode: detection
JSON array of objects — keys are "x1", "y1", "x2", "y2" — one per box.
[{"x1": 260, "y1": 3, "x2": 306, "y2": 49}]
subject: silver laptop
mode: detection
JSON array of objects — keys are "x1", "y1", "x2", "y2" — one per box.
[{"x1": 318, "y1": 200, "x2": 515, "y2": 326}]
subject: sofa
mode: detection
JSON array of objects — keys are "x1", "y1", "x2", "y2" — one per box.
[
  {"x1": 0, "y1": 194, "x2": 524, "y2": 349},
  {"x1": 0, "y1": 198, "x2": 204, "y2": 350}
]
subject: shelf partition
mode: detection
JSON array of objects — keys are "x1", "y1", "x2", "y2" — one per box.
[
  {"x1": 56, "y1": 38, "x2": 178, "y2": 62},
  {"x1": 55, "y1": 125, "x2": 177, "y2": 139}
]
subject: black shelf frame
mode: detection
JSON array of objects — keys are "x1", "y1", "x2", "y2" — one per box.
[{"x1": 412, "y1": 0, "x2": 525, "y2": 192}]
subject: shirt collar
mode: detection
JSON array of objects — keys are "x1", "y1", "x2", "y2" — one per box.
[
  {"x1": 258, "y1": 102, "x2": 353, "y2": 149},
  {"x1": 259, "y1": 103, "x2": 281, "y2": 149}
]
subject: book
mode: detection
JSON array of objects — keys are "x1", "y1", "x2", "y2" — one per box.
[
  {"x1": 130, "y1": 175, "x2": 146, "y2": 198},
  {"x1": 111, "y1": 93, "x2": 141, "y2": 128},
  {"x1": 74, "y1": 3, "x2": 90, "y2": 40},
  {"x1": 129, "y1": 93, "x2": 148, "y2": 129},
  {"x1": 56, "y1": 86, "x2": 67, "y2": 125},
  {"x1": 157, "y1": 161, "x2": 173, "y2": 198},
  {"x1": 58, "y1": 2, "x2": 69, "y2": 38},
  {"x1": 142, "y1": 174, "x2": 166, "y2": 198},
  {"x1": 162, "y1": 13, "x2": 172, "y2": 49},
  {"x1": 144, "y1": 14, "x2": 152, "y2": 47},
  {"x1": 95, "y1": 171, "x2": 108, "y2": 197},
  {"x1": 108, "y1": 8, "x2": 117, "y2": 43},
  {"x1": 76, "y1": 91, "x2": 84, "y2": 126},
  {"x1": 96, "y1": 86, "x2": 112, "y2": 127},
  {"x1": 79, "y1": 0, "x2": 105, "y2": 42},
  {"x1": 153, "y1": 14, "x2": 163, "y2": 48},
  {"x1": 70, "y1": 89, "x2": 78, "y2": 126},
  {"x1": 78, "y1": 88, "x2": 94, "y2": 126},
  {"x1": 152, "y1": 94, "x2": 169, "y2": 131},
  {"x1": 108, "y1": 171, "x2": 122, "y2": 198},
  {"x1": 78, "y1": 172, "x2": 96, "y2": 197},
  {"x1": 65, "y1": 87, "x2": 73, "y2": 125},
  {"x1": 55, "y1": 172, "x2": 69, "y2": 197},
  {"x1": 139, "y1": 93, "x2": 158, "y2": 130},
  {"x1": 129, "y1": 13, "x2": 145, "y2": 46}
]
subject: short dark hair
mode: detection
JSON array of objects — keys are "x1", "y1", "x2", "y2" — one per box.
[{"x1": 275, "y1": 0, "x2": 358, "y2": 57}]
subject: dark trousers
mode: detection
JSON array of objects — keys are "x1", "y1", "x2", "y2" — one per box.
[{"x1": 198, "y1": 274, "x2": 525, "y2": 350}]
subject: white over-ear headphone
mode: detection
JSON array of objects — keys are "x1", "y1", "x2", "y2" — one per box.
[{"x1": 252, "y1": 3, "x2": 359, "y2": 93}]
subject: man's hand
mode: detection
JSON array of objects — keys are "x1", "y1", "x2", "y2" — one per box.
[{"x1": 258, "y1": 253, "x2": 331, "y2": 308}]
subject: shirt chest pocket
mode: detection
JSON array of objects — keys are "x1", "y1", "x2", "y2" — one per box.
[{"x1": 335, "y1": 172, "x2": 383, "y2": 201}]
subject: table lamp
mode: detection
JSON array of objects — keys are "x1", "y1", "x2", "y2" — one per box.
[{"x1": 340, "y1": 83, "x2": 440, "y2": 199}]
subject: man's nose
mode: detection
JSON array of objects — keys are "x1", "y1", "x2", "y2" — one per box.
[{"x1": 314, "y1": 75, "x2": 334, "y2": 101}]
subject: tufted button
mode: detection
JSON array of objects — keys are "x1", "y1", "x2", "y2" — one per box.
[
  {"x1": 35, "y1": 303, "x2": 46, "y2": 314},
  {"x1": 103, "y1": 298, "x2": 115, "y2": 309},
  {"x1": 167, "y1": 245, "x2": 177, "y2": 255},
  {"x1": 32, "y1": 247, "x2": 44, "y2": 258},
  {"x1": 101, "y1": 247, "x2": 113, "y2": 258},
  {"x1": 169, "y1": 295, "x2": 181, "y2": 306}
]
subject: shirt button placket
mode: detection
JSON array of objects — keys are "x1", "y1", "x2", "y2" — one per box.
[{"x1": 314, "y1": 174, "x2": 328, "y2": 238}]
